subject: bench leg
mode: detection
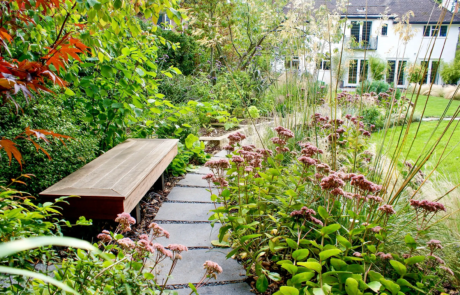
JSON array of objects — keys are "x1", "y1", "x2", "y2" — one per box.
[
  {"x1": 154, "y1": 172, "x2": 165, "y2": 191},
  {"x1": 136, "y1": 203, "x2": 141, "y2": 223}
]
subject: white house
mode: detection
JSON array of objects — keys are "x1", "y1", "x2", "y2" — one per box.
[{"x1": 282, "y1": 0, "x2": 460, "y2": 88}]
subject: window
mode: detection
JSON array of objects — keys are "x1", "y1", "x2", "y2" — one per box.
[
  {"x1": 320, "y1": 60, "x2": 331, "y2": 70},
  {"x1": 348, "y1": 60, "x2": 358, "y2": 84},
  {"x1": 381, "y1": 25, "x2": 388, "y2": 36},
  {"x1": 351, "y1": 22, "x2": 361, "y2": 42},
  {"x1": 359, "y1": 60, "x2": 368, "y2": 81},
  {"x1": 386, "y1": 60, "x2": 396, "y2": 84},
  {"x1": 440, "y1": 26, "x2": 448, "y2": 37},
  {"x1": 157, "y1": 13, "x2": 172, "y2": 29},
  {"x1": 423, "y1": 26, "x2": 430, "y2": 37},
  {"x1": 397, "y1": 61, "x2": 407, "y2": 85},
  {"x1": 421, "y1": 60, "x2": 440, "y2": 84},
  {"x1": 286, "y1": 56, "x2": 299, "y2": 69},
  {"x1": 350, "y1": 21, "x2": 372, "y2": 43},
  {"x1": 423, "y1": 25, "x2": 448, "y2": 37},
  {"x1": 430, "y1": 61, "x2": 439, "y2": 83}
]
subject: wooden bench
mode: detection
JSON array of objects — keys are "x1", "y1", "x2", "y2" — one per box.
[{"x1": 40, "y1": 139, "x2": 178, "y2": 220}]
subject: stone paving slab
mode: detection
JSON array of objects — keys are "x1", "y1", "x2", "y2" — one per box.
[
  {"x1": 167, "y1": 187, "x2": 213, "y2": 203},
  {"x1": 213, "y1": 150, "x2": 229, "y2": 158},
  {"x1": 174, "y1": 283, "x2": 252, "y2": 295},
  {"x1": 177, "y1": 174, "x2": 215, "y2": 187},
  {"x1": 155, "y1": 203, "x2": 220, "y2": 222},
  {"x1": 190, "y1": 166, "x2": 212, "y2": 175},
  {"x1": 152, "y1": 248, "x2": 246, "y2": 285},
  {"x1": 155, "y1": 223, "x2": 221, "y2": 247}
]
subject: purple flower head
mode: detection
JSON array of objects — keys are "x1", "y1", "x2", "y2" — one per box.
[{"x1": 378, "y1": 204, "x2": 396, "y2": 215}]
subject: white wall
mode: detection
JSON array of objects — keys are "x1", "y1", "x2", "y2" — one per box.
[{"x1": 283, "y1": 18, "x2": 460, "y2": 88}]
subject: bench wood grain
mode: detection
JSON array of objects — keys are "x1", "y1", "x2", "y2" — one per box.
[{"x1": 40, "y1": 139, "x2": 178, "y2": 219}]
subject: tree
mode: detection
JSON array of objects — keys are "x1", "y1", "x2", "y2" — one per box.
[
  {"x1": 440, "y1": 56, "x2": 460, "y2": 85},
  {"x1": 0, "y1": 0, "x2": 184, "y2": 165}
]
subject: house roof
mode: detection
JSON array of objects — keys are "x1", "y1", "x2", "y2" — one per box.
[{"x1": 296, "y1": 0, "x2": 460, "y2": 24}]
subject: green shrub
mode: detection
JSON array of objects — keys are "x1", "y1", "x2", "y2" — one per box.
[
  {"x1": 362, "y1": 106, "x2": 385, "y2": 130},
  {"x1": 369, "y1": 56, "x2": 387, "y2": 81},
  {"x1": 156, "y1": 29, "x2": 203, "y2": 75},
  {"x1": 0, "y1": 100, "x2": 101, "y2": 196},
  {"x1": 167, "y1": 134, "x2": 210, "y2": 176},
  {"x1": 205, "y1": 125, "x2": 455, "y2": 295},
  {"x1": 440, "y1": 57, "x2": 460, "y2": 85}
]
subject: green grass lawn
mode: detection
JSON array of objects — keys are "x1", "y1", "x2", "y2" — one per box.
[
  {"x1": 411, "y1": 95, "x2": 460, "y2": 118},
  {"x1": 372, "y1": 121, "x2": 460, "y2": 181}
]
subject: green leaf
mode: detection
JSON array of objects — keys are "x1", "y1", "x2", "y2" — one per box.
[
  {"x1": 286, "y1": 238, "x2": 298, "y2": 249},
  {"x1": 336, "y1": 235, "x2": 352, "y2": 249},
  {"x1": 389, "y1": 260, "x2": 407, "y2": 277},
  {"x1": 396, "y1": 278, "x2": 426, "y2": 293},
  {"x1": 256, "y1": 274, "x2": 268, "y2": 293},
  {"x1": 279, "y1": 286, "x2": 299, "y2": 295},
  {"x1": 380, "y1": 278, "x2": 400, "y2": 295},
  {"x1": 367, "y1": 281, "x2": 381, "y2": 293},
  {"x1": 0, "y1": 236, "x2": 98, "y2": 258},
  {"x1": 241, "y1": 234, "x2": 262, "y2": 243},
  {"x1": 291, "y1": 272, "x2": 315, "y2": 284},
  {"x1": 297, "y1": 262, "x2": 322, "y2": 273},
  {"x1": 267, "y1": 272, "x2": 281, "y2": 281},
  {"x1": 404, "y1": 255, "x2": 425, "y2": 265},
  {"x1": 135, "y1": 68, "x2": 145, "y2": 77},
  {"x1": 0, "y1": 266, "x2": 80, "y2": 294},
  {"x1": 281, "y1": 264, "x2": 298, "y2": 275},
  {"x1": 319, "y1": 249, "x2": 342, "y2": 261},
  {"x1": 345, "y1": 278, "x2": 360, "y2": 295},
  {"x1": 312, "y1": 288, "x2": 325, "y2": 295},
  {"x1": 368, "y1": 270, "x2": 383, "y2": 281},
  {"x1": 404, "y1": 233, "x2": 417, "y2": 250},
  {"x1": 101, "y1": 65, "x2": 113, "y2": 78},
  {"x1": 292, "y1": 249, "x2": 310, "y2": 261},
  {"x1": 86, "y1": 0, "x2": 100, "y2": 7},
  {"x1": 113, "y1": 0, "x2": 122, "y2": 9},
  {"x1": 321, "y1": 224, "x2": 341, "y2": 235},
  {"x1": 331, "y1": 258, "x2": 347, "y2": 271},
  {"x1": 112, "y1": 102, "x2": 124, "y2": 108},
  {"x1": 185, "y1": 134, "x2": 199, "y2": 149},
  {"x1": 65, "y1": 88, "x2": 75, "y2": 96},
  {"x1": 143, "y1": 272, "x2": 154, "y2": 280},
  {"x1": 188, "y1": 282, "x2": 199, "y2": 294},
  {"x1": 318, "y1": 206, "x2": 330, "y2": 220}
]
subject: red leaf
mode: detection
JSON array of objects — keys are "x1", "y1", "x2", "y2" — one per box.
[
  {"x1": 0, "y1": 138, "x2": 23, "y2": 168},
  {"x1": 0, "y1": 28, "x2": 13, "y2": 43}
]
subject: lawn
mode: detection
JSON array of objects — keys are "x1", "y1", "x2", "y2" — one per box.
[
  {"x1": 412, "y1": 95, "x2": 460, "y2": 118},
  {"x1": 372, "y1": 121, "x2": 460, "y2": 181}
]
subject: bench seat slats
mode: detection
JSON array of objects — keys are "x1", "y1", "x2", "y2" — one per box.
[{"x1": 40, "y1": 139, "x2": 178, "y2": 219}]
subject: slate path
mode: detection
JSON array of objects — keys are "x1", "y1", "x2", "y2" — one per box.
[{"x1": 151, "y1": 153, "x2": 252, "y2": 294}]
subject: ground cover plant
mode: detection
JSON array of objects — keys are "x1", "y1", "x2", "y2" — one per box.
[{"x1": 205, "y1": 123, "x2": 455, "y2": 294}]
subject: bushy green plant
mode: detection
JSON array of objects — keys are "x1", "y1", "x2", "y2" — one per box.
[
  {"x1": 440, "y1": 57, "x2": 460, "y2": 85},
  {"x1": 0, "y1": 100, "x2": 100, "y2": 196},
  {"x1": 248, "y1": 106, "x2": 260, "y2": 119},
  {"x1": 361, "y1": 106, "x2": 385, "y2": 130},
  {"x1": 369, "y1": 56, "x2": 387, "y2": 81},
  {"x1": 156, "y1": 29, "x2": 203, "y2": 76},
  {"x1": 0, "y1": 207, "x2": 221, "y2": 294},
  {"x1": 203, "y1": 124, "x2": 454, "y2": 295},
  {"x1": 167, "y1": 134, "x2": 210, "y2": 176}
]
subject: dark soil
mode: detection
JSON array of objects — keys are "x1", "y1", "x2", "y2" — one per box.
[{"x1": 199, "y1": 126, "x2": 240, "y2": 137}]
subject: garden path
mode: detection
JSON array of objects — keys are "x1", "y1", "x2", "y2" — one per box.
[{"x1": 152, "y1": 150, "x2": 253, "y2": 294}]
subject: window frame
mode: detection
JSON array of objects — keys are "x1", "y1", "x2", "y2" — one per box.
[
  {"x1": 348, "y1": 59, "x2": 359, "y2": 84},
  {"x1": 381, "y1": 25, "x2": 388, "y2": 36},
  {"x1": 423, "y1": 25, "x2": 448, "y2": 38}
]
